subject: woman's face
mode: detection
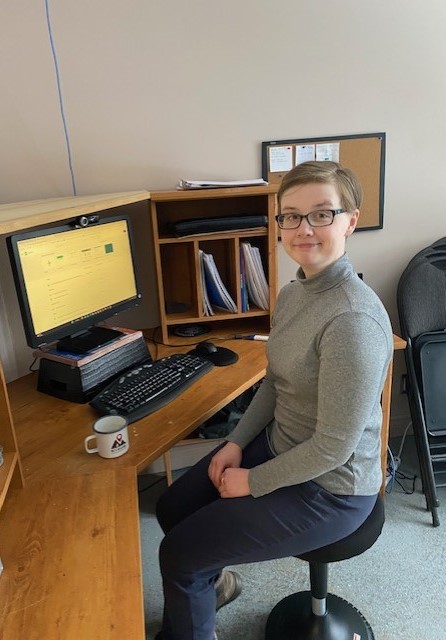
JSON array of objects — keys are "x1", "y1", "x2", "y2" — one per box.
[{"x1": 279, "y1": 182, "x2": 359, "y2": 277}]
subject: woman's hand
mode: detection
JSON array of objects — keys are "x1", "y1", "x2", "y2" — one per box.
[
  {"x1": 208, "y1": 442, "x2": 242, "y2": 489},
  {"x1": 208, "y1": 443, "x2": 251, "y2": 498},
  {"x1": 219, "y1": 467, "x2": 250, "y2": 498}
]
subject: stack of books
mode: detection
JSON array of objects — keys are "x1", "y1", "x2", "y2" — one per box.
[{"x1": 33, "y1": 327, "x2": 143, "y2": 367}]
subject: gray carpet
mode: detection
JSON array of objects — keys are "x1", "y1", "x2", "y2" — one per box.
[{"x1": 138, "y1": 437, "x2": 446, "y2": 640}]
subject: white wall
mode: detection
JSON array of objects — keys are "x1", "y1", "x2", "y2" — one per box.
[{"x1": 2, "y1": 0, "x2": 446, "y2": 430}]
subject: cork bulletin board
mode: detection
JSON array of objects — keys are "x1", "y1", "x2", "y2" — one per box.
[{"x1": 261, "y1": 132, "x2": 386, "y2": 231}]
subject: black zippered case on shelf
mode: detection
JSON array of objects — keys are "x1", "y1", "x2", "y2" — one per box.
[{"x1": 171, "y1": 215, "x2": 268, "y2": 237}]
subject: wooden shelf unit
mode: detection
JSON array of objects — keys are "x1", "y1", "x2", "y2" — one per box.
[
  {"x1": 0, "y1": 361, "x2": 24, "y2": 531},
  {"x1": 149, "y1": 185, "x2": 279, "y2": 344}
]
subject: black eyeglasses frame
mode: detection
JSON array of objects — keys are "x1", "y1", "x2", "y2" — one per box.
[{"x1": 275, "y1": 209, "x2": 346, "y2": 230}]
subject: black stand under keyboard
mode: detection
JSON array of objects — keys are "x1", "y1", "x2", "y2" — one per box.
[{"x1": 89, "y1": 353, "x2": 214, "y2": 423}]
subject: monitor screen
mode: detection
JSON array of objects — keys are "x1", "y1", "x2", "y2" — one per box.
[{"x1": 7, "y1": 215, "x2": 142, "y2": 348}]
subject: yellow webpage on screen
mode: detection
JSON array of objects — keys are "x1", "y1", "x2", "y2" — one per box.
[{"x1": 17, "y1": 220, "x2": 137, "y2": 336}]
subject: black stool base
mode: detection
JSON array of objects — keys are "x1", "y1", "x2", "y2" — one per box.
[{"x1": 265, "y1": 591, "x2": 374, "y2": 640}]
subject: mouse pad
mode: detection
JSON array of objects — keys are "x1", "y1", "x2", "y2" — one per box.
[{"x1": 188, "y1": 346, "x2": 239, "y2": 367}]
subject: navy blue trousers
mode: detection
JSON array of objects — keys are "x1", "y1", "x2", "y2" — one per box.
[{"x1": 156, "y1": 430, "x2": 376, "y2": 640}]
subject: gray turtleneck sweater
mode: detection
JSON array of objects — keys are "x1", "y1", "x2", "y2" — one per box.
[{"x1": 227, "y1": 254, "x2": 393, "y2": 497}]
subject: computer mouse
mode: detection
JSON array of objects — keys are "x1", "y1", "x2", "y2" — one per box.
[
  {"x1": 195, "y1": 341, "x2": 218, "y2": 355},
  {"x1": 188, "y1": 342, "x2": 239, "y2": 366}
]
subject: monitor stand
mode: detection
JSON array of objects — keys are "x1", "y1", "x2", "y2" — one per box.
[{"x1": 56, "y1": 326, "x2": 124, "y2": 355}]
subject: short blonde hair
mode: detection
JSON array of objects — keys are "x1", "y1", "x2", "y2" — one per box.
[{"x1": 277, "y1": 161, "x2": 362, "y2": 212}]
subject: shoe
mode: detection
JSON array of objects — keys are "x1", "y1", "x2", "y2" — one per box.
[{"x1": 215, "y1": 570, "x2": 242, "y2": 610}]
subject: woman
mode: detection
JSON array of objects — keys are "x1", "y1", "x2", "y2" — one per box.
[{"x1": 155, "y1": 161, "x2": 393, "y2": 640}]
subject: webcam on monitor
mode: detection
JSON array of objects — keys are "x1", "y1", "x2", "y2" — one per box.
[{"x1": 74, "y1": 214, "x2": 100, "y2": 228}]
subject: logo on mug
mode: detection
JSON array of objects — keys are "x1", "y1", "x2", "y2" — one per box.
[{"x1": 111, "y1": 433, "x2": 127, "y2": 450}]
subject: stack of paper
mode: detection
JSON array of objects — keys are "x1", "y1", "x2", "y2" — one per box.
[
  {"x1": 178, "y1": 178, "x2": 268, "y2": 190},
  {"x1": 199, "y1": 250, "x2": 237, "y2": 314},
  {"x1": 241, "y1": 242, "x2": 269, "y2": 310}
]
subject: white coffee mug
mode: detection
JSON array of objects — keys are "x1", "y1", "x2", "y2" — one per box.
[{"x1": 84, "y1": 415, "x2": 129, "y2": 458}]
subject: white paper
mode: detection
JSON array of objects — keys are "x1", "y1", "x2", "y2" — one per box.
[
  {"x1": 241, "y1": 242, "x2": 269, "y2": 310},
  {"x1": 268, "y1": 146, "x2": 293, "y2": 173},
  {"x1": 316, "y1": 143, "x2": 340, "y2": 162},
  {"x1": 295, "y1": 144, "x2": 315, "y2": 165},
  {"x1": 251, "y1": 246, "x2": 269, "y2": 307},
  {"x1": 178, "y1": 178, "x2": 267, "y2": 190}
]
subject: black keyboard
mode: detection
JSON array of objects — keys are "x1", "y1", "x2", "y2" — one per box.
[{"x1": 89, "y1": 353, "x2": 214, "y2": 423}]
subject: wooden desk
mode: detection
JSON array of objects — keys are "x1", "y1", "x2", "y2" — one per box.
[
  {"x1": 0, "y1": 339, "x2": 267, "y2": 640},
  {"x1": 0, "y1": 467, "x2": 143, "y2": 639},
  {"x1": 6, "y1": 341, "x2": 267, "y2": 484},
  {"x1": 0, "y1": 336, "x2": 404, "y2": 639}
]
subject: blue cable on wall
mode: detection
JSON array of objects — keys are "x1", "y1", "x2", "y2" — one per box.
[{"x1": 44, "y1": 0, "x2": 77, "y2": 196}]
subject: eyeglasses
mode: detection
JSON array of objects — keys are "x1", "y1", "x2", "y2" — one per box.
[{"x1": 275, "y1": 209, "x2": 345, "y2": 230}]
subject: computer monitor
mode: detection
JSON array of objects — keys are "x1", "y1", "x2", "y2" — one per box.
[{"x1": 7, "y1": 215, "x2": 142, "y2": 350}]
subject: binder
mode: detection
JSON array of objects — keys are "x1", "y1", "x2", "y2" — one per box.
[
  {"x1": 240, "y1": 246, "x2": 249, "y2": 312},
  {"x1": 198, "y1": 250, "x2": 215, "y2": 316},
  {"x1": 201, "y1": 251, "x2": 237, "y2": 313}
]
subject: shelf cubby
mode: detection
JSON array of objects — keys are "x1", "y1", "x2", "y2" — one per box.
[{"x1": 150, "y1": 186, "x2": 278, "y2": 345}]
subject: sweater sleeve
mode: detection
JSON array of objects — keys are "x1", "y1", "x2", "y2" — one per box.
[
  {"x1": 225, "y1": 372, "x2": 276, "y2": 449},
  {"x1": 248, "y1": 312, "x2": 392, "y2": 497}
]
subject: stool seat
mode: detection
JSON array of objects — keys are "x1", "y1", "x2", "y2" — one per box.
[
  {"x1": 299, "y1": 493, "x2": 384, "y2": 564},
  {"x1": 265, "y1": 495, "x2": 384, "y2": 640}
]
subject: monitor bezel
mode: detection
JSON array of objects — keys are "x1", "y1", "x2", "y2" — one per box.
[{"x1": 7, "y1": 214, "x2": 142, "y2": 349}]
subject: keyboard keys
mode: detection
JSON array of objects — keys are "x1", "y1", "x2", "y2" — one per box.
[{"x1": 89, "y1": 353, "x2": 214, "y2": 423}]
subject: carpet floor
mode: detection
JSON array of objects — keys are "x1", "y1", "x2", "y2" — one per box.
[{"x1": 138, "y1": 436, "x2": 445, "y2": 640}]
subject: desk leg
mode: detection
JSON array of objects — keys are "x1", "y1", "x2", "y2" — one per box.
[
  {"x1": 163, "y1": 451, "x2": 173, "y2": 486},
  {"x1": 380, "y1": 358, "x2": 394, "y2": 496}
]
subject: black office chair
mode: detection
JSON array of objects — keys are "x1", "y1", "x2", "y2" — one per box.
[
  {"x1": 397, "y1": 237, "x2": 446, "y2": 527},
  {"x1": 265, "y1": 495, "x2": 384, "y2": 640}
]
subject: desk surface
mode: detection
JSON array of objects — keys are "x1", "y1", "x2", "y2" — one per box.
[
  {"x1": 0, "y1": 467, "x2": 144, "y2": 639},
  {"x1": 0, "y1": 339, "x2": 267, "y2": 640},
  {"x1": 7, "y1": 340, "x2": 267, "y2": 484}
]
